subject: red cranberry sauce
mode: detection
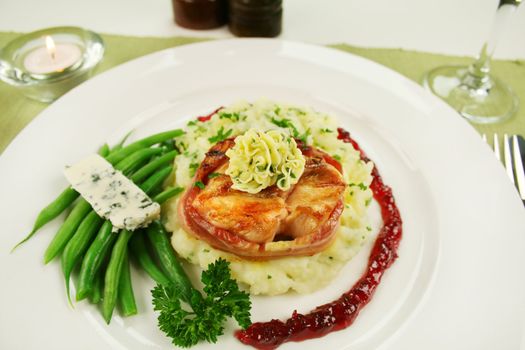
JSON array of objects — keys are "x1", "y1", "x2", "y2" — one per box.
[
  {"x1": 196, "y1": 107, "x2": 223, "y2": 122},
  {"x1": 235, "y1": 127, "x2": 403, "y2": 349}
]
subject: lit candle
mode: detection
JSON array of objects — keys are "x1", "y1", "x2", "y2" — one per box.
[{"x1": 23, "y1": 36, "x2": 82, "y2": 74}]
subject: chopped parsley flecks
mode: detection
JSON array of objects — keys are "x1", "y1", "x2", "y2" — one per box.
[
  {"x1": 349, "y1": 182, "x2": 368, "y2": 191},
  {"x1": 297, "y1": 129, "x2": 311, "y2": 144},
  {"x1": 219, "y1": 111, "x2": 241, "y2": 121},
  {"x1": 208, "y1": 126, "x2": 233, "y2": 144},
  {"x1": 270, "y1": 117, "x2": 295, "y2": 129},
  {"x1": 207, "y1": 172, "x2": 221, "y2": 179},
  {"x1": 194, "y1": 181, "x2": 205, "y2": 190},
  {"x1": 270, "y1": 117, "x2": 310, "y2": 143},
  {"x1": 189, "y1": 162, "x2": 199, "y2": 176},
  {"x1": 289, "y1": 107, "x2": 307, "y2": 116}
]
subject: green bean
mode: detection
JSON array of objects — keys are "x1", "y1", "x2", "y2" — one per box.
[
  {"x1": 61, "y1": 211, "x2": 104, "y2": 302},
  {"x1": 44, "y1": 199, "x2": 92, "y2": 263},
  {"x1": 160, "y1": 139, "x2": 176, "y2": 151},
  {"x1": 14, "y1": 131, "x2": 176, "y2": 250},
  {"x1": 106, "y1": 129, "x2": 184, "y2": 165},
  {"x1": 146, "y1": 221, "x2": 193, "y2": 303},
  {"x1": 89, "y1": 271, "x2": 104, "y2": 304},
  {"x1": 44, "y1": 146, "x2": 164, "y2": 263},
  {"x1": 140, "y1": 165, "x2": 173, "y2": 195},
  {"x1": 116, "y1": 148, "x2": 164, "y2": 176},
  {"x1": 117, "y1": 252, "x2": 137, "y2": 317},
  {"x1": 98, "y1": 143, "x2": 111, "y2": 157},
  {"x1": 76, "y1": 161, "x2": 172, "y2": 301},
  {"x1": 102, "y1": 229, "x2": 133, "y2": 324},
  {"x1": 129, "y1": 233, "x2": 170, "y2": 285},
  {"x1": 153, "y1": 186, "x2": 184, "y2": 205},
  {"x1": 75, "y1": 162, "x2": 171, "y2": 300},
  {"x1": 112, "y1": 130, "x2": 134, "y2": 152},
  {"x1": 76, "y1": 221, "x2": 116, "y2": 301},
  {"x1": 13, "y1": 188, "x2": 79, "y2": 252},
  {"x1": 13, "y1": 142, "x2": 113, "y2": 252},
  {"x1": 130, "y1": 150, "x2": 178, "y2": 184},
  {"x1": 75, "y1": 158, "x2": 174, "y2": 303}
]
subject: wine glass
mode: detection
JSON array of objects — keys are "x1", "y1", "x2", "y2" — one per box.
[{"x1": 423, "y1": 0, "x2": 522, "y2": 124}]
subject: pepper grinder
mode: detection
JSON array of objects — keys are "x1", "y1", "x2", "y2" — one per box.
[
  {"x1": 173, "y1": 0, "x2": 228, "y2": 30},
  {"x1": 228, "y1": 0, "x2": 282, "y2": 37}
]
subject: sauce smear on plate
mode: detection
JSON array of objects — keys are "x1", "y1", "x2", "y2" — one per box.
[{"x1": 235, "y1": 128, "x2": 403, "y2": 349}]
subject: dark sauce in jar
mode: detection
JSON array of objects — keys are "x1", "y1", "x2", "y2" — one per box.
[
  {"x1": 173, "y1": 0, "x2": 227, "y2": 30},
  {"x1": 229, "y1": 0, "x2": 282, "y2": 37}
]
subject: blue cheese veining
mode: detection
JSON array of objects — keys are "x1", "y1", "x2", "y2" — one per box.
[{"x1": 64, "y1": 154, "x2": 160, "y2": 231}]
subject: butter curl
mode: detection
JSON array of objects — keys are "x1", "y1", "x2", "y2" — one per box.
[{"x1": 225, "y1": 129, "x2": 305, "y2": 194}]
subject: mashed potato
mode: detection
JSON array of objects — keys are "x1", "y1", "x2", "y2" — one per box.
[{"x1": 164, "y1": 100, "x2": 374, "y2": 295}]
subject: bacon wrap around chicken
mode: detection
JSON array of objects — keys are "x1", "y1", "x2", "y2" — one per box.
[{"x1": 178, "y1": 138, "x2": 347, "y2": 260}]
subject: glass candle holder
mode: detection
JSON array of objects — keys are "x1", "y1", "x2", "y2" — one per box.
[{"x1": 0, "y1": 26, "x2": 104, "y2": 102}]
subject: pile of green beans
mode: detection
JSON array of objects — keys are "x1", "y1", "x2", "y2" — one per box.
[{"x1": 15, "y1": 129, "x2": 188, "y2": 323}]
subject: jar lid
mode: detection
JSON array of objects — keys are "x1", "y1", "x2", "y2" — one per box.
[
  {"x1": 230, "y1": 0, "x2": 282, "y2": 13},
  {"x1": 231, "y1": 0, "x2": 281, "y2": 5}
]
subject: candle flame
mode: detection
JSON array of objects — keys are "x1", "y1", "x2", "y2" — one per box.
[{"x1": 45, "y1": 36, "x2": 56, "y2": 61}]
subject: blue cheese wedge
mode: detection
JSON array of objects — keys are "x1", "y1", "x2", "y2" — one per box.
[{"x1": 64, "y1": 154, "x2": 160, "y2": 231}]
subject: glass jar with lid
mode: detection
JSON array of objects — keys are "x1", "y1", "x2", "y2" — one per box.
[
  {"x1": 172, "y1": 0, "x2": 228, "y2": 30},
  {"x1": 229, "y1": 0, "x2": 282, "y2": 37}
]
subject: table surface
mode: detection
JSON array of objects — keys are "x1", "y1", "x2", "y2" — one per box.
[{"x1": 1, "y1": 0, "x2": 524, "y2": 59}]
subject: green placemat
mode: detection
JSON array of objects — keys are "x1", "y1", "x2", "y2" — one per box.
[{"x1": 1, "y1": 32, "x2": 524, "y2": 153}]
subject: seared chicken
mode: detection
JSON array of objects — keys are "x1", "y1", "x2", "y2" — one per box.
[
  {"x1": 280, "y1": 158, "x2": 345, "y2": 239},
  {"x1": 178, "y1": 139, "x2": 346, "y2": 259},
  {"x1": 192, "y1": 164, "x2": 288, "y2": 243}
]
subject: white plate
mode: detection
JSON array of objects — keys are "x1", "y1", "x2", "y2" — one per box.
[{"x1": 1, "y1": 39, "x2": 524, "y2": 350}]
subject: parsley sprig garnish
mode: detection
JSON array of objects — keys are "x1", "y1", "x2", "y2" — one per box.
[{"x1": 151, "y1": 259, "x2": 251, "y2": 348}]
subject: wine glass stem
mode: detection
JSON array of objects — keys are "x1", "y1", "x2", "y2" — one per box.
[{"x1": 463, "y1": 1, "x2": 519, "y2": 91}]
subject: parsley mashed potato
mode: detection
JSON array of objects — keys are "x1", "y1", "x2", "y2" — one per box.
[{"x1": 165, "y1": 100, "x2": 374, "y2": 295}]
